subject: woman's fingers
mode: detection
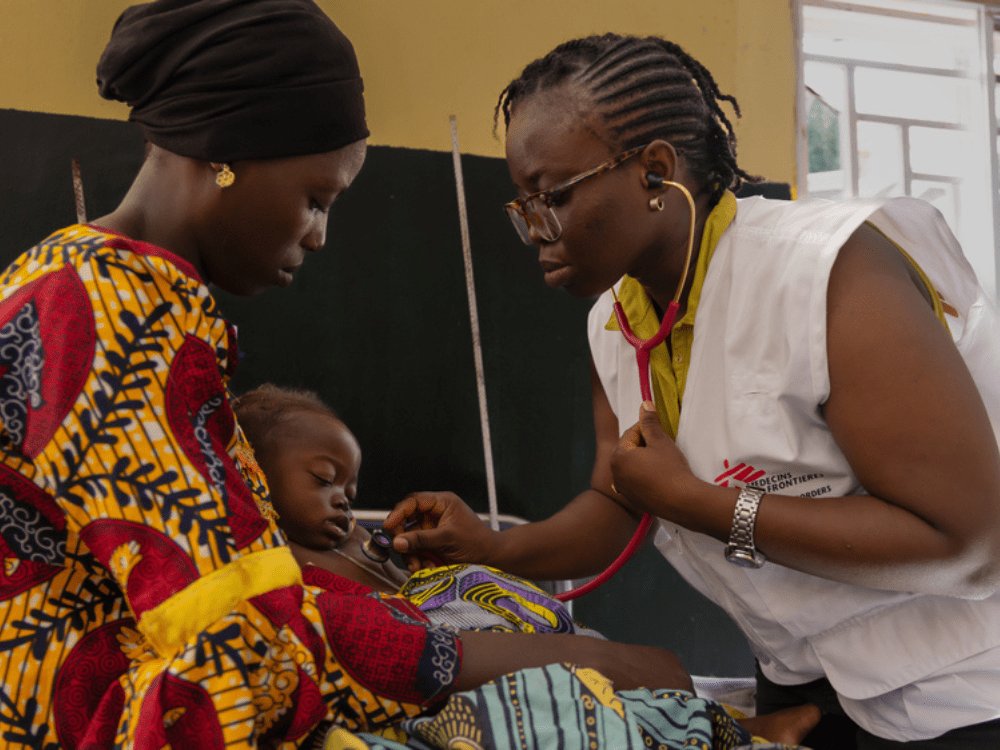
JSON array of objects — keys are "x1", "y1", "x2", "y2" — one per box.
[
  {"x1": 385, "y1": 491, "x2": 496, "y2": 569},
  {"x1": 610, "y1": 402, "x2": 697, "y2": 515},
  {"x1": 383, "y1": 492, "x2": 448, "y2": 534}
]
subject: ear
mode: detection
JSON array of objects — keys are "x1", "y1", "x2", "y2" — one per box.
[{"x1": 640, "y1": 140, "x2": 681, "y2": 189}]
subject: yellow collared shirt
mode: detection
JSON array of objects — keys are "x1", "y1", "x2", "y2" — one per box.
[{"x1": 605, "y1": 190, "x2": 738, "y2": 438}]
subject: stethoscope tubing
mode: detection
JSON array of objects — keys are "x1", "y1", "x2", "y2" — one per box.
[
  {"x1": 554, "y1": 301, "x2": 679, "y2": 602},
  {"x1": 555, "y1": 180, "x2": 696, "y2": 602}
]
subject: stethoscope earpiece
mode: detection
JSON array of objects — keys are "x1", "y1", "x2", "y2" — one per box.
[{"x1": 646, "y1": 171, "x2": 665, "y2": 189}]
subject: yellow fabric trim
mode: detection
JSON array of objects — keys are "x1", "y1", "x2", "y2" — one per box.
[
  {"x1": 863, "y1": 221, "x2": 948, "y2": 329},
  {"x1": 137, "y1": 546, "x2": 302, "y2": 656},
  {"x1": 324, "y1": 727, "x2": 377, "y2": 749},
  {"x1": 605, "y1": 191, "x2": 738, "y2": 437}
]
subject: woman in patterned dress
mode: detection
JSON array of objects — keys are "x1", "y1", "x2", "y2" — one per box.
[{"x1": 0, "y1": 5, "x2": 692, "y2": 750}]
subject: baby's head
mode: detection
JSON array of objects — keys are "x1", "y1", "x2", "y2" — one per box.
[{"x1": 233, "y1": 384, "x2": 360, "y2": 551}]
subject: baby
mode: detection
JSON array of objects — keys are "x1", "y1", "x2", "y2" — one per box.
[
  {"x1": 232, "y1": 384, "x2": 821, "y2": 744},
  {"x1": 231, "y1": 384, "x2": 601, "y2": 637},
  {"x1": 232, "y1": 384, "x2": 412, "y2": 588}
]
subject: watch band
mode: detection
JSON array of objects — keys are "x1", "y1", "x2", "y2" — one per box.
[{"x1": 724, "y1": 486, "x2": 767, "y2": 568}]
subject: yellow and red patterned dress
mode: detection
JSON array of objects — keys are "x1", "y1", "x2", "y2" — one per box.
[{"x1": 0, "y1": 225, "x2": 460, "y2": 750}]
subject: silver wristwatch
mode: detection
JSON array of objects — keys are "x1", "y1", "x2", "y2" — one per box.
[{"x1": 724, "y1": 486, "x2": 767, "y2": 568}]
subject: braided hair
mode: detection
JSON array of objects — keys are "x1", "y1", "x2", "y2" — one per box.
[{"x1": 496, "y1": 34, "x2": 758, "y2": 205}]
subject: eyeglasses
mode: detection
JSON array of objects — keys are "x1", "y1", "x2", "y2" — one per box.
[{"x1": 503, "y1": 145, "x2": 647, "y2": 245}]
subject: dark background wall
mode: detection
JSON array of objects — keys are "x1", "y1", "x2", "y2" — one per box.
[{"x1": 0, "y1": 107, "x2": 755, "y2": 677}]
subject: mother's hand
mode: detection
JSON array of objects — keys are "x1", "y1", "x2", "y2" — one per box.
[{"x1": 383, "y1": 491, "x2": 500, "y2": 572}]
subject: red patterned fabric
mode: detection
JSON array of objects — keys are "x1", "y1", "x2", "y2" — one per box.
[
  {"x1": 134, "y1": 673, "x2": 226, "y2": 750},
  {"x1": 302, "y1": 563, "x2": 375, "y2": 594},
  {"x1": 165, "y1": 335, "x2": 268, "y2": 548},
  {"x1": 0, "y1": 460, "x2": 63, "y2": 532},
  {"x1": 54, "y1": 619, "x2": 133, "y2": 750},
  {"x1": 0, "y1": 265, "x2": 95, "y2": 458},
  {"x1": 251, "y1": 584, "x2": 325, "y2": 670},
  {"x1": 78, "y1": 519, "x2": 199, "y2": 619},
  {"x1": 316, "y1": 588, "x2": 441, "y2": 704},
  {"x1": 103, "y1": 234, "x2": 203, "y2": 283},
  {"x1": 0, "y1": 558, "x2": 61, "y2": 600},
  {"x1": 299, "y1": 565, "x2": 431, "y2": 624},
  {"x1": 76, "y1": 680, "x2": 126, "y2": 750},
  {"x1": 284, "y1": 668, "x2": 329, "y2": 741},
  {"x1": 0, "y1": 226, "x2": 461, "y2": 750}
]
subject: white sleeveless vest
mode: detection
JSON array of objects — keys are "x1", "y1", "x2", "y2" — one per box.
[{"x1": 589, "y1": 196, "x2": 1000, "y2": 740}]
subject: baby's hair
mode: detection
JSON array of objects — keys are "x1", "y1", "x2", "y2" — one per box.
[
  {"x1": 232, "y1": 383, "x2": 341, "y2": 457},
  {"x1": 495, "y1": 33, "x2": 758, "y2": 205}
]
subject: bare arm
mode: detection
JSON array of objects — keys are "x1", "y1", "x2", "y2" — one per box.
[
  {"x1": 488, "y1": 359, "x2": 646, "y2": 579},
  {"x1": 386, "y1": 360, "x2": 643, "y2": 581},
  {"x1": 455, "y1": 630, "x2": 692, "y2": 693},
  {"x1": 611, "y1": 223, "x2": 1000, "y2": 598}
]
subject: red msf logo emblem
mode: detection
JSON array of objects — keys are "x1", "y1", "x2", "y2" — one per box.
[{"x1": 715, "y1": 460, "x2": 765, "y2": 487}]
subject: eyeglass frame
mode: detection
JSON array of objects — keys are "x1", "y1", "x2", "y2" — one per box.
[{"x1": 503, "y1": 144, "x2": 649, "y2": 245}]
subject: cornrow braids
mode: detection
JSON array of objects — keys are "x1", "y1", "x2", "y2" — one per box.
[
  {"x1": 495, "y1": 36, "x2": 610, "y2": 132},
  {"x1": 496, "y1": 33, "x2": 759, "y2": 205},
  {"x1": 232, "y1": 383, "x2": 340, "y2": 456}
]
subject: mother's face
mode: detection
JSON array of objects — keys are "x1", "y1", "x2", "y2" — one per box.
[{"x1": 196, "y1": 139, "x2": 367, "y2": 297}]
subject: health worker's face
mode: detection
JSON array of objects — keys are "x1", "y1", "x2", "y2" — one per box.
[
  {"x1": 197, "y1": 139, "x2": 367, "y2": 296},
  {"x1": 504, "y1": 88, "x2": 654, "y2": 299},
  {"x1": 258, "y1": 411, "x2": 361, "y2": 551}
]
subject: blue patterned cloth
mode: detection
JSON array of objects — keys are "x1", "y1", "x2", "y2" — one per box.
[{"x1": 321, "y1": 663, "x2": 805, "y2": 750}]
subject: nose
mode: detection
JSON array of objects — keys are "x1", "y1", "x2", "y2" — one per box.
[
  {"x1": 331, "y1": 492, "x2": 349, "y2": 511},
  {"x1": 525, "y1": 208, "x2": 560, "y2": 246},
  {"x1": 527, "y1": 217, "x2": 557, "y2": 246},
  {"x1": 303, "y1": 215, "x2": 327, "y2": 253},
  {"x1": 526, "y1": 222, "x2": 545, "y2": 246}
]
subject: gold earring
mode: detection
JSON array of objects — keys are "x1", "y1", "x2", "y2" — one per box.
[
  {"x1": 649, "y1": 196, "x2": 664, "y2": 211},
  {"x1": 215, "y1": 164, "x2": 235, "y2": 188}
]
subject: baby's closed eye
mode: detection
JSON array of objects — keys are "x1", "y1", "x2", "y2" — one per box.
[{"x1": 310, "y1": 472, "x2": 334, "y2": 487}]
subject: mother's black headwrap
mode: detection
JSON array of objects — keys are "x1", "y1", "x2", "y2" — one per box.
[{"x1": 96, "y1": 0, "x2": 369, "y2": 162}]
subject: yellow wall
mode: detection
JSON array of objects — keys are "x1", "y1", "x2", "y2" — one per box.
[
  {"x1": 0, "y1": 0, "x2": 799, "y2": 186},
  {"x1": 332, "y1": 0, "x2": 798, "y2": 186}
]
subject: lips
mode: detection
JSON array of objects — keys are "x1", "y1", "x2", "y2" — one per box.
[
  {"x1": 277, "y1": 264, "x2": 302, "y2": 288},
  {"x1": 323, "y1": 514, "x2": 353, "y2": 541},
  {"x1": 539, "y1": 259, "x2": 572, "y2": 287},
  {"x1": 538, "y1": 258, "x2": 562, "y2": 272}
]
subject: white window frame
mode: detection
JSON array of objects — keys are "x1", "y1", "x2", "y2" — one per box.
[{"x1": 794, "y1": 0, "x2": 1000, "y2": 299}]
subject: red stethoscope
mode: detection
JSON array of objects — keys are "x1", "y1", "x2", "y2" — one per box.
[{"x1": 555, "y1": 179, "x2": 696, "y2": 601}]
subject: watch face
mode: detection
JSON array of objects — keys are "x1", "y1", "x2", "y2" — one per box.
[{"x1": 725, "y1": 547, "x2": 765, "y2": 569}]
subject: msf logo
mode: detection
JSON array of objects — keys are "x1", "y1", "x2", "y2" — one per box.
[{"x1": 714, "y1": 459, "x2": 765, "y2": 487}]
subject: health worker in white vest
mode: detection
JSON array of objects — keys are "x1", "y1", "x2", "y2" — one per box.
[{"x1": 385, "y1": 33, "x2": 1000, "y2": 750}]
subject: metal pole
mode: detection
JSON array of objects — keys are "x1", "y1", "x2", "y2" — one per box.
[{"x1": 449, "y1": 115, "x2": 500, "y2": 531}]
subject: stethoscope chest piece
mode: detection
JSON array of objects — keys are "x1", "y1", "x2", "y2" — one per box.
[{"x1": 362, "y1": 528, "x2": 392, "y2": 563}]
